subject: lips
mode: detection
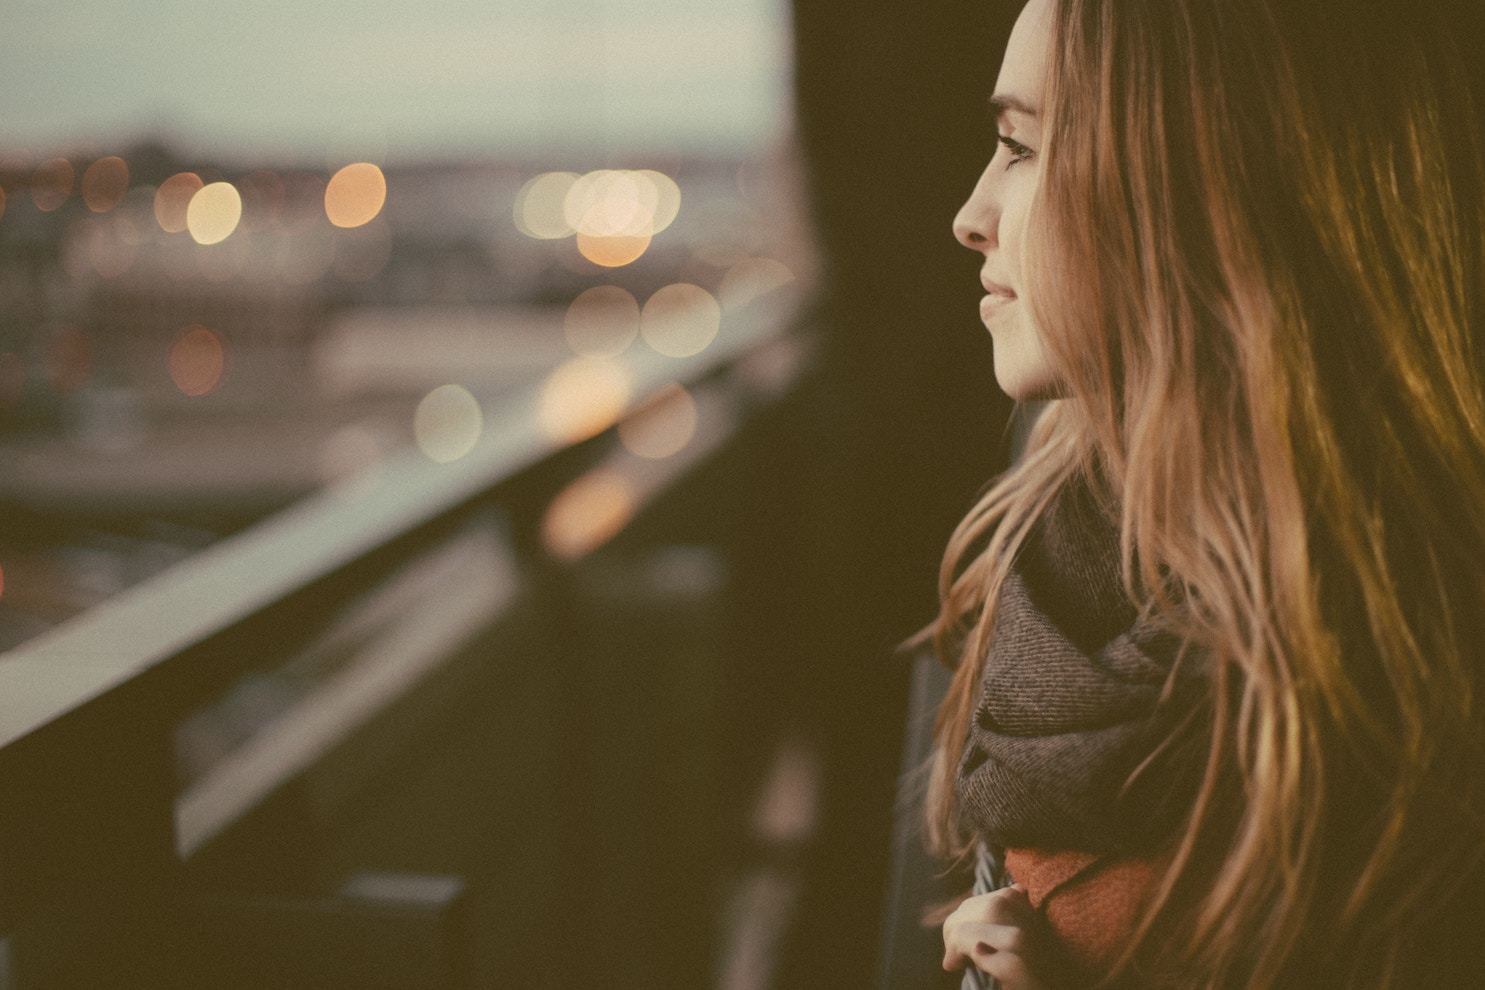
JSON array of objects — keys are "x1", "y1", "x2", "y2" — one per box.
[
  {"x1": 980, "y1": 277, "x2": 1017, "y2": 299},
  {"x1": 980, "y1": 293, "x2": 1015, "y2": 319}
]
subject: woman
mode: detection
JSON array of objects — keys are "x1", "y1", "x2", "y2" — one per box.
[{"x1": 910, "y1": 0, "x2": 1485, "y2": 985}]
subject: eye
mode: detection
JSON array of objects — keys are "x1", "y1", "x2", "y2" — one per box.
[{"x1": 997, "y1": 134, "x2": 1033, "y2": 170}]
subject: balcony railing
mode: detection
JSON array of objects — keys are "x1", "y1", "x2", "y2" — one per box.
[{"x1": 0, "y1": 286, "x2": 818, "y2": 987}]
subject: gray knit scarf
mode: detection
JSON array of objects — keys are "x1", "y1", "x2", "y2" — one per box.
[{"x1": 954, "y1": 472, "x2": 1211, "y2": 856}]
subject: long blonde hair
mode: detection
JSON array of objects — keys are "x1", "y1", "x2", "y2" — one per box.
[{"x1": 912, "y1": 0, "x2": 1485, "y2": 984}]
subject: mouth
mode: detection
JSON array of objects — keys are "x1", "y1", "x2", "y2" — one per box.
[
  {"x1": 980, "y1": 292, "x2": 1016, "y2": 318},
  {"x1": 980, "y1": 277, "x2": 1017, "y2": 299}
]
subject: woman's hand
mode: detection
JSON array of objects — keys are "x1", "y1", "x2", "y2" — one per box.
[{"x1": 941, "y1": 882, "x2": 1067, "y2": 989}]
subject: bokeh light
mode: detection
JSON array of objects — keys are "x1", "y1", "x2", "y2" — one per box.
[
  {"x1": 513, "y1": 171, "x2": 579, "y2": 239},
  {"x1": 541, "y1": 468, "x2": 637, "y2": 560},
  {"x1": 414, "y1": 384, "x2": 483, "y2": 463},
  {"x1": 576, "y1": 232, "x2": 651, "y2": 268},
  {"x1": 169, "y1": 325, "x2": 226, "y2": 396},
  {"x1": 154, "y1": 172, "x2": 204, "y2": 233},
  {"x1": 618, "y1": 383, "x2": 698, "y2": 459},
  {"x1": 539, "y1": 356, "x2": 632, "y2": 443},
  {"x1": 81, "y1": 156, "x2": 130, "y2": 213},
  {"x1": 187, "y1": 182, "x2": 243, "y2": 245},
  {"x1": 563, "y1": 169, "x2": 680, "y2": 238},
  {"x1": 564, "y1": 170, "x2": 647, "y2": 237},
  {"x1": 31, "y1": 158, "x2": 74, "y2": 212},
  {"x1": 636, "y1": 169, "x2": 682, "y2": 234},
  {"x1": 640, "y1": 283, "x2": 722, "y2": 357},
  {"x1": 324, "y1": 162, "x2": 387, "y2": 229},
  {"x1": 719, "y1": 256, "x2": 796, "y2": 310},
  {"x1": 564, "y1": 285, "x2": 640, "y2": 357}
]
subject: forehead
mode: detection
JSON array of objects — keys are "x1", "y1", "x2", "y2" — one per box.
[{"x1": 994, "y1": 0, "x2": 1052, "y2": 121}]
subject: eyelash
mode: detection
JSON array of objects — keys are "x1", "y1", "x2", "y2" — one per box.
[{"x1": 997, "y1": 134, "x2": 1033, "y2": 169}]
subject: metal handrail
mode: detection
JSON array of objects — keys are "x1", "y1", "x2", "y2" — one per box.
[{"x1": 0, "y1": 292, "x2": 809, "y2": 760}]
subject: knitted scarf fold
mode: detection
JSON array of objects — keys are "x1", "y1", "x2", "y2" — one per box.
[{"x1": 954, "y1": 472, "x2": 1211, "y2": 856}]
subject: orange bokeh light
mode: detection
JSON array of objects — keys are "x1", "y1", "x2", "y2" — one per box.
[
  {"x1": 169, "y1": 325, "x2": 226, "y2": 396},
  {"x1": 539, "y1": 356, "x2": 632, "y2": 443},
  {"x1": 541, "y1": 469, "x2": 637, "y2": 560},
  {"x1": 576, "y1": 232, "x2": 651, "y2": 268},
  {"x1": 31, "y1": 158, "x2": 74, "y2": 212},
  {"x1": 324, "y1": 163, "x2": 387, "y2": 229},
  {"x1": 617, "y1": 383, "x2": 698, "y2": 460},
  {"x1": 81, "y1": 156, "x2": 130, "y2": 213},
  {"x1": 154, "y1": 172, "x2": 204, "y2": 233}
]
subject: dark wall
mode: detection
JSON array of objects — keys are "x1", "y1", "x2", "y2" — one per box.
[{"x1": 779, "y1": 2, "x2": 1020, "y2": 987}]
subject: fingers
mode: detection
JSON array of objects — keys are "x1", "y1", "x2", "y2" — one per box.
[
  {"x1": 952, "y1": 883, "x2": 1037, "y2": 928},
  {"x1": 941, "y1": 884, "x2": 1037, "y2": 969},
  {"x1": 941, "y1": 920, "x2": 1029, "y2": 970}
]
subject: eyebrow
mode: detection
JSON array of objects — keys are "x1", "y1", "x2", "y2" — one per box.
[{"x1": 988, "y1": 93, "x2": 1039, "y2": 122}]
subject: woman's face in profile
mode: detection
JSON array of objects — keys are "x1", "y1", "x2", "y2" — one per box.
[{"x1": 952, "y1": 0, "x2": 1056, "y2": 402}]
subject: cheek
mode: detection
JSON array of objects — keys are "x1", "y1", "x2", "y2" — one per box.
[{"x1": 1000, "y1": 192, "x2": 1035, "y2": 265}]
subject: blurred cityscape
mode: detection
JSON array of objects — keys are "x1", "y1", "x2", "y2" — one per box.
[
  {"x1": 0, "y1": 5, "x2": 884, "y2": 984},
  {"x1": 0, "y1": 136, "x2": 814, "y2": 652}
]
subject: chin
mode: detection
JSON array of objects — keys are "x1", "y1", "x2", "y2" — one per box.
[{"x1": 994, "y1": 364, "x2": 1059, "y2": 402}]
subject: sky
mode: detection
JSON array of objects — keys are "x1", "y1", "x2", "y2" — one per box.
[{"x1": 0, "y1": 0, "x2": 795, "y2": 166}]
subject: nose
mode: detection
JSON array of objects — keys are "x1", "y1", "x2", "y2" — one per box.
[{"x1": 952, "y1": 169, "x2": 997, "y2": 252}]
